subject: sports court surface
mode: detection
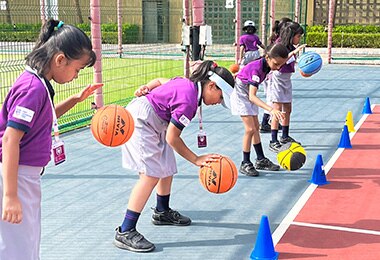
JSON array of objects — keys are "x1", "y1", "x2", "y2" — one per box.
[{"x1": 40, "y1": 64, "x2": 380, "y2": 259}]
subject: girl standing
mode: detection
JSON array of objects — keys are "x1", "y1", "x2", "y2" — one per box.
[
  {"x1": 238, "y1": 20, "x2": 265, "y2": 68},
  {"x1": 260, "y1": 17, "x2": 292, "y2": 133},
  {"x1": 267, "y1": 22, "x2": 306, "y2": 153},
  {"x1": 114, "y1": 61, "x2": 235, "y2": 252},
  {"x1": 0, "y1": 19, "x2": 102, "y2": 259},
  {"x1": 230, "y1": 43, "x2": 288, "y2": 177}
]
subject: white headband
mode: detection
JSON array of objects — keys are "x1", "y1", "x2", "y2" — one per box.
[{"x1": 208, "y1": 71, "x2": 233, "y2": 109}]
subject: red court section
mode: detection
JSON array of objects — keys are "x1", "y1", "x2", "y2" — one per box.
[{"x1": 276, "y1": 105, "x2": 380, "y2": 259}]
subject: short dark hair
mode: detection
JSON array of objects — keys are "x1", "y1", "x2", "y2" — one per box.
[{"x1": 26, "y1": 19, "x2": 96, "y2": 76}]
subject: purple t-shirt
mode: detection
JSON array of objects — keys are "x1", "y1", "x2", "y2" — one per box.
[
  {"x1": 236, "y1": 58, "x2": 271, "y2": 87},
  {"x1": 0, "y1": 71, "x2": 54, "y2": 167},
  {"x1": 239, "y1": 34, "x2": 262, "y2": 51},
  {"x1": 145, "y1": 77, "x2": 198, "y2": 130}
]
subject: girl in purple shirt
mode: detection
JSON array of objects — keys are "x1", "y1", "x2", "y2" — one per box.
[
  {"x1": 260, "y1": 17, "x2": 293, "y2": 133},
  {"x1": 114, "y1": 61, "x2": 235, "y2": 253},
  {"x1": 230, "y1": 44, "x2": 288, "y2": 177},
  {"x1": 267, "y1": 22, "x2": 306, "y2": 153},
  {"x1": 238, "y1": 20, "x2": 265, "y2": 68},
  {"x1": 0, "y1": 19, "x2": 102, "y2": 259}
]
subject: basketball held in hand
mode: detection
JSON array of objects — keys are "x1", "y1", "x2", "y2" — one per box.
[
  {"x1": 91, "y1": 104, "x2": 134, "y2": 147},
  {"x1": 277, "y1": 142, "x2": 306, "y2": 171},
  {"x1": 298, "y1": 51, "x2": 322, "y2": 77},
  {"x1": 199, "y1": 156, "x2": 238, "y2": 194}
]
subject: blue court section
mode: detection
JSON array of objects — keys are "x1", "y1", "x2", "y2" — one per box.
[{"x1": 40, "y1": 64, "x2": 380, "y2": 259}]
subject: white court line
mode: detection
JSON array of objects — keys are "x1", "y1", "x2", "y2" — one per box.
[
  {"x1": 272, "y1": 106, "x2": 373, "y2": 245},
  {"x1": 292, "y1": 221, "x2": 380, "y2": 236}
]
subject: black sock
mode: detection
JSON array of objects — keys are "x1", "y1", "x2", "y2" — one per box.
[
  {"x1": 121, "y1": 209, "x2": 140, "y2": 232},
  {"x1": 243, "y1": 151, "x2": 251, "y2": 163},
  {"x1": 253, "y1": 143, "x2": 265, "y2": 160},
  {"x1": 271, "y1": 130, "x2": 279, "y2": 142},
  {"x1": 282, "y1": 126, "x2": 289, "y2": 138},
  {"x1": 262, "y1": 113, "x2": 270, "y2": 125},
  {"x1": 156, "y1": 194, "x2": 170, "y2": 212}
]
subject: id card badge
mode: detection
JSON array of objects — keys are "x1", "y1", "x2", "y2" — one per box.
[
  {"x1": 52, "y1": 139, "x2": 66, "y2": 165},
  {"x1": 197, "y1": 130, "x2": 207, "y2": 148}
]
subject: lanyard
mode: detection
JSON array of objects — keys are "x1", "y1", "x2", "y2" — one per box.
[
  {"x1": 25, "y1": 66, "x2": 60, "y2": 141},
  {"x1": 197, "y1": 82, "x2": 203, "y2": 131}
]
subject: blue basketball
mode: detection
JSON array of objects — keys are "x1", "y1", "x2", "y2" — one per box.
[{"x1": 298, "y1": 52, "x2": 322, "y2": 76}]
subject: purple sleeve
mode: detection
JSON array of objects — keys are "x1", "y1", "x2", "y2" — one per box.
[
  {"x1": 170, "y1": 104, "x2": 197, "y2": 130},
  {"x1": 239, "y1": 36, "x2": 245, "y2": 46},
  {"x1": 7, "y1": 86, "x2": 47, "y2": 131}
]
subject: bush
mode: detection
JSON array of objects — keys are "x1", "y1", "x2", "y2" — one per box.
[
  {"x1": 306, "y1": 32, "x2": 380, "y2": 48},
  {"x1": 305, "y1": 25, "x2": 380, "y2": 47}
]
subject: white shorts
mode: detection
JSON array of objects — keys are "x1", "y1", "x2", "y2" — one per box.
[
  {"x1": 241, "y1": 50, "x2": 260, "y2": 66},
  {"x1": 267, "y1": 71, "x2": 293, "y2": 103},
  {"x1": 230, "y1": 78, "x2": 259, "y2": 116},
  {"x1": 122, "y1": 97, "x2": 177, "y2": 178},
  {"x1": 0, "y1": 164, "x2": 43, "y2": 260}
]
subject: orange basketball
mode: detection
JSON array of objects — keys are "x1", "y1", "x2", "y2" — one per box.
[
  {"x1": 300, "y1": 70, "x2": 312, "y2": 78},
  {"x1": 229, "y1": 63, "x2": 240, "y2": 74},
  {"x1": 199, "y1": 156, "x2": 238, "y2": 194},
  {"x1": 91, "y1": 104, "x2": 134, "y2": 147}
]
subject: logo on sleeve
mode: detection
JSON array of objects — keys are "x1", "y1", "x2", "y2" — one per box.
[
  {"x1": 13, "y1": 105, "x2": 35, "y2": 123},
  {"x1": 251, "y1": 75, "x2": 260, "y2": 83},
  {"x1": 179, "y1": 114, "x2": 190, "y2": 127}
]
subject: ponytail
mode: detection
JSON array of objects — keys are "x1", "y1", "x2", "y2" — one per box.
[{"x1": 190, "y1": 60, "x2": 234, "y2": 89}]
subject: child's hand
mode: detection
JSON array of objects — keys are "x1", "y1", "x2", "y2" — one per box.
[
  {"x1": 195, "y1": 154, "x2": 222, "y2": 167},
  {"x1": 134, "y1": 85, "x2": 150, "y2": 97},
  {"x1": 2, "y1": 195, "x2": 22, "y2": 224},
  {"x1": 270, "y1": 108, "x2": 285, "y2": 122},
  {"x1": 76, "y1": 83, "x2": 104, "y2": 102}
]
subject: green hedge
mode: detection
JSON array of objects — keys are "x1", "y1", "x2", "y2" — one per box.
[
  {"x1": 0, "y1": 23, "x2": 139, "y2": 44},
  {"x1": 306, "y1": 32, "x2": 380, "y2": 48},
  {"x1": 306, "y1": 25, "x2": 380, "y2": 48},
  {"x1": 307, "y1": 24, "x2": 380, "y2": 33}
]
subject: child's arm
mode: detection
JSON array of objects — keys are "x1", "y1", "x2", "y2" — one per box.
[
  {"x1": 1, "y1": 127, "x2": 24, "y2": 224},
  {"x1": 288, "y1": 44, "x2": 307, "y2": 59},
  {"x1": 55, "y1": 83, "x2": 104, "y2": 118},
  {"x1": 248, "y1": 85, "x2": 284, "y2": 121},
  {"x1": 134, "y1": 78, "x2": 170, "y2": 97},
  {"x1": 166, "y1": 123, "x2": 220, "y2": 166}
]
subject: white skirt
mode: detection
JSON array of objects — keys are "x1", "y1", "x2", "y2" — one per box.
[
  {"x1": 267, "y1": 70, "x2": 293, "y2": 103},
  {"x1": 122, "y1": 97, "x2": 177, "y2": 178},
  {"x1": 230, "y1": 78, "x2": 259, "y2": 116},
  {"x1": 0, "y1": 163, "x2": 43, "y2": 260}
]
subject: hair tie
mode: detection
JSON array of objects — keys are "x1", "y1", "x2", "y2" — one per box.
[
  {"x1": 210, "y1": 62, "x2": 218, "y2": 71},
  {"x1": 57, "y1": 21, "x2": 64, "y2": 29}
]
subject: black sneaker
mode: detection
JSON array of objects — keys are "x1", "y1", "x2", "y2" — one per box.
[
  {"x1": 259, "y1": 123, "x2": 271, "y2": 133},
  {"x1": 239, "y1": 162, "x2": 259, "y2": 177},
  {"x1": 269, "y1": 141, "x2": 283, "y2": 153},
  {"x1": 114, "y1": 227, "x2": 155, "y2": 253},
  {"x1": 151, "y1": 208, "x2": 191, "y2": 226},
  {"x1": 279, "y1": 136, "x2": 301, "y2": 145},
  {"x1": 255, "y1": 158, "x2": 280, "y2": 171}
]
